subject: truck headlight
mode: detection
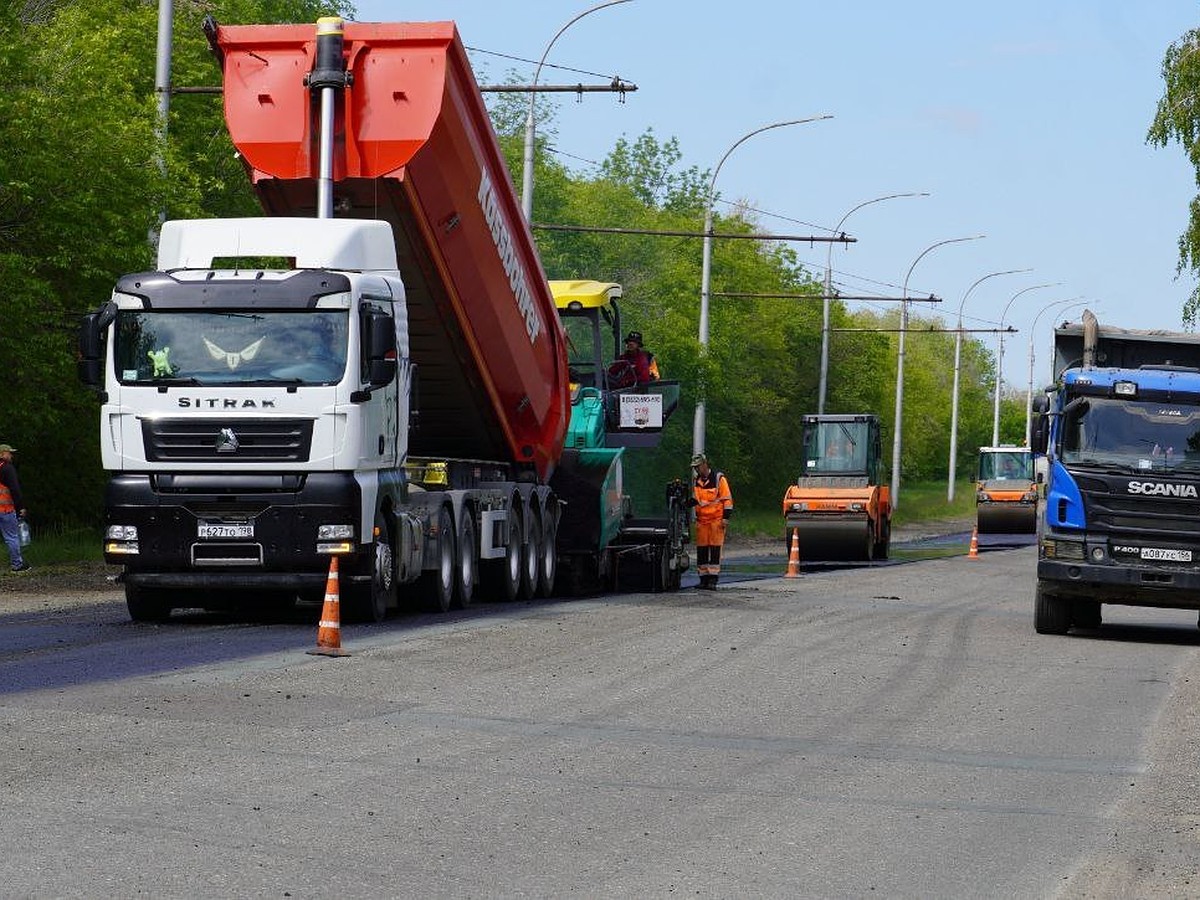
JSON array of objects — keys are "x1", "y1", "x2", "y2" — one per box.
[
  {"x1": 317, "y1": 523, "x2": 356, "y2": 555},
  {"x1": 104, "y1": 524, "x2": 139, "y2": 556}
]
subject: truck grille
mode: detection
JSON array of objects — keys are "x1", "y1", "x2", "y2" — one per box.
[
  {"x1": 1076, "y1": 474, "x2": 1200, "y2": 541},
  {"x1": 142, "y1": 418, "x2": 314, "y2": 463}
]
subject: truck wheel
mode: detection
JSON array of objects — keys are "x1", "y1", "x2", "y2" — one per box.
[
  {"x1": 1034, "y1": 581, "x2": 1071, "y2": 634},
  {"x1": 452, "y1": 509, "x2": 477, "y2": 610},
  {"x1": 125, "y1": 583, "x2": 173, "y2": 623},
  {"x1": 418, "y1": 506, "x2": 456, "y2": 613},
  {"x1": 536, "y1": 509, "x2": 558, "y2": 598},
  {"x1": 349, "y1": 513, "x2": 396, "y2": 623},
  {"x1": 1072, "y1": 598, "x2": 1102, "y2": 629},
  {"x1": 483, "y1": 509, "x2": 522, "y2": 602},
  {"x1": 520, "y1": 509, "x2": 541, "y2": 601}
]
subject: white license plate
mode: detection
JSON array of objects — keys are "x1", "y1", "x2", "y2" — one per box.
[
  {"x1": 1141, "y1": 547, "x2": 1192, "y2": 562},
  {"x1": 198, "y1": 523, "x2": 253, "y2": 539}
]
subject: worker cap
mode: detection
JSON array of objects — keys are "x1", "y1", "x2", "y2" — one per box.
[
  {"x1": 0, "y1": 444, "x2": 16, "y2": 453},
  {"x1": 690, "y1": 452, "x2": 707, "y2": 467},
  {"x1": 624, "y1": 331, "x2": 644, "y2": 347}
]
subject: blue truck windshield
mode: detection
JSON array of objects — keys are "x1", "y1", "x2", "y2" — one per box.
[
  {"x1": 114, "y1": 310, "x2": 349, "y2": 386},
  {"x1": 1060, "y1": 395, "x2": 1200, "y2": 472}
]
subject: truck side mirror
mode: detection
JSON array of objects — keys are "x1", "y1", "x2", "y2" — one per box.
[
  {"x1": 353, "y1": 308, "x2": 398, "y2": 402},
  {"x1": 77, "y1": 303, "x2": 116, "y2": 388},
  {"x1": 1030, "y1": 395, "x2": 1050, "y2": 454}
]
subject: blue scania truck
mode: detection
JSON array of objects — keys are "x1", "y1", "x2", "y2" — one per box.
[{"x1": 1033, "y1": 309, "x2": 1200, "y2": 634}]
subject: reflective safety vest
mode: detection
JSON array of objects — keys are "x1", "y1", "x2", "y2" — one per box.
[
  {"x1": 0, "y1": 463, "x2": 13, "y2": 514},
  {"x1": 693, "y1": 470, "x2": 733, "y2": 524}
]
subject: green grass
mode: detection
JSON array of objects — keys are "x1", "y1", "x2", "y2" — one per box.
[
  {"x1": 13, "y1": 522, "x2": 105, "y2": 568},
  {"x1": 890, "y1": 479, "x2": 977, "y2": 527}
]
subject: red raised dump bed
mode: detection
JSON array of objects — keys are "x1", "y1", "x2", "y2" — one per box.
[{"x1": 213, "y1": 20, "x2": 568, "y2": 482}]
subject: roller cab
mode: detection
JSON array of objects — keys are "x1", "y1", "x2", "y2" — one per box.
[{"x1": 975, "y1": 446, "x2": 1038, "y2": 534}]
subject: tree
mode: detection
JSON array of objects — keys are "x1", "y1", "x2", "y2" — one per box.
[{"x1": 1149, "y1": 29, "x2": 1200, "y2": 326}]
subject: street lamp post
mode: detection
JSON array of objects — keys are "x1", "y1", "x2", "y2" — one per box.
[
  {"x1": 521, "y1": 0, "x2": 634, "y2": 221},
  {"x1": 992, "y1": 282, "x2": 1061, "y2": 445},
  {"x1": 692, "y1": 114, "x2": 833, "y2": 457},
  {"x1": 890, "y1": 235, "x2": 984, "y2": 510},
  {"x1": 1024, "y1": 297, "x2": 1088, "y2": 445},
  {"x1": 818, "y1": 192, "x2": 929, "y2": 414},
  {"x1": 947, "y1": 268, "x2": 1032, "y2": 501}
]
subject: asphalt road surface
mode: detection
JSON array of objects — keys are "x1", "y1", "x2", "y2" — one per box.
[{"x1": 2, "y1": 540, "x2": 1199, "y2": 897}]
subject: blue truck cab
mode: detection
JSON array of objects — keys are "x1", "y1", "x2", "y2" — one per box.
[{"x1": 1033, "y1": 310, "x2": 1200, "y2": 634}]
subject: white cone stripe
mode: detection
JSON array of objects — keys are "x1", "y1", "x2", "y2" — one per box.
[{"x1": 319, "y1": 619, "x2": 341, "y2": 630}]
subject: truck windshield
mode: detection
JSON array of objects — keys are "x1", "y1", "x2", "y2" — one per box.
[
  {"x1": 114, "y1": 310, "x2": 349, "y2": 386},
  {"x1": 979, "y1": 451, "x2": 1034, "y2": 481},
  {"x1": 1060, "y1": 395, "x2": 1200, "y2": 472},
  {"x1": 803, "y1": 421, "x2": 869, "y2": 474}
]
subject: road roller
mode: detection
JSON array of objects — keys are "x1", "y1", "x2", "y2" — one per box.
[
  {"x1": 781, "y1": 414, "x2": 891, "y2": 561},
  {"x1": 975, "y1": 446, "x2": 1038, "y2": 533}
]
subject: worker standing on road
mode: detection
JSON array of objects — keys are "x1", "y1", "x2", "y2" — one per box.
[{"x1": 690, "y1": 452, "x2": 733, "y2": 589}]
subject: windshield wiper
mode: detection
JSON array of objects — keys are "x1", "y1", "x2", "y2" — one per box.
[{"x1": 147, "y1": 376, "x2": 203, "y2": 386}]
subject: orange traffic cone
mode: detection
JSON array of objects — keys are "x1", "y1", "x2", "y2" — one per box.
[
  {"x1": 307, "y1": 556, "x2": 351, "y2": 657},
  {"x1": 785, "y1": 528, "x2": 802, "y2": 578},
  {"x1": 968, "y1": 526, "x2": 979, "y2": 560}
]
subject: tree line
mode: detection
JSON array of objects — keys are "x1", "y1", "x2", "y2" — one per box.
[{"x1": 1, "y1": 0, "x2": 1020, "y2": 527}]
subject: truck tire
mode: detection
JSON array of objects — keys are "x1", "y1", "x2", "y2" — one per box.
[
  {"x1": 1034, "y1": 581, "x2": 1071, "y2": 634},
  {"x1": 348, "y1": 513, "x2": 397, "y2": 623},
  {"x1": 125, "y1": 583, "x2": 173, "y2": 623},
  {"x1": 452, "y1": 509, "x2": 477, "y2": 610},
  {"x1": 536, "y1": 508, "x2": 558, "y2": 599},
  {"x1": 1072, "y1": 598, "x2": 1102, "y2": 629},
  {"x1": 520, "y1": 509, "x2": 543, "y2": 601},
  {"x1": 483, "y1": 509, "x2": 522, "y2": 602},
  {"x1": 418, "y1": 506, "x2": 456, "y2": 613}
]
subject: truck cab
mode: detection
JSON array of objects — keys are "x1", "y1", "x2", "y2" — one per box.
[{"x1": 1034, "y1": 309, "x2": 1200, "y2": 634}]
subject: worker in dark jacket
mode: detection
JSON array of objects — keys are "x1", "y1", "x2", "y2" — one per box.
[
  {"x1": 690, "y1": 452, "x2": 733, "y2": 589},
  {"x1": 608, "y1": 331, "x2": 660, "y2": 388},
  {"x1": 0, "y1": 443, "x2": 29, "y2": 572}
]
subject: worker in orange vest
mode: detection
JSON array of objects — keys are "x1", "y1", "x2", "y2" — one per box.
[
  {"x1": 690, "y1": 452, "x2": 733, "y2": 589},
  {"x1": 0, "y1": 443, "x2": 30, "y2": 572}
]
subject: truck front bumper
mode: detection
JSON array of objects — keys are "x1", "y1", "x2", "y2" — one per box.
[
  {"x1": 1038, "y1": 557, "x2": 1200, "y2": 608},
  {"x1": 104, "y1": 472, "x2": 372, "y2": 593}
]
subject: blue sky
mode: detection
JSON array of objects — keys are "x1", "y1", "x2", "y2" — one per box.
[{"x1": 351, "y1": 1, "x2": 1198, "y2": 389}]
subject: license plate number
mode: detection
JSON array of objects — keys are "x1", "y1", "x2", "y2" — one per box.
[
  {"x1": 1141, "y1": 547, "x2": 1192, "y2": 562},
  {"x1": 198, "y1": 522, "x2": 253, "y2": 539}
]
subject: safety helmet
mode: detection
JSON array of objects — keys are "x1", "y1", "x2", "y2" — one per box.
[{"x1": 624, "y1": 331, "x2": 644, "y2": 347}]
